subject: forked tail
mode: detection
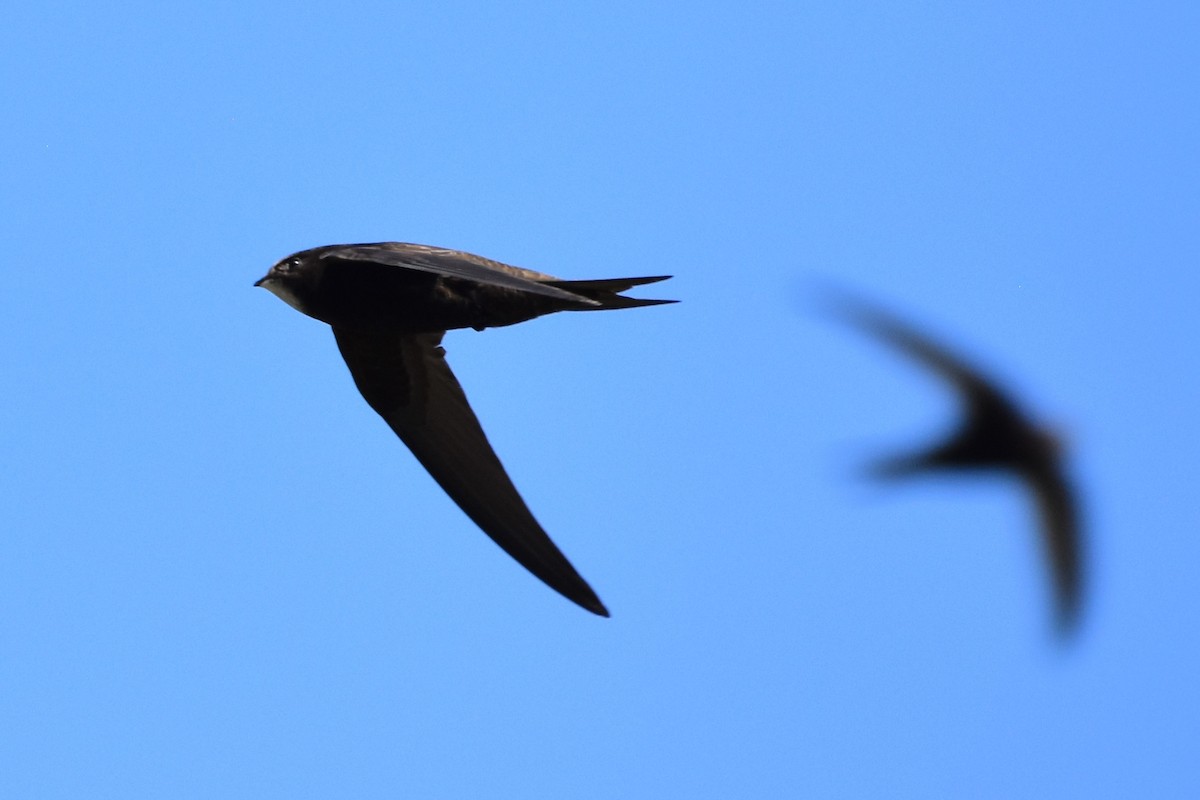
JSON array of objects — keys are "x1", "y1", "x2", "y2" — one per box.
[{"x1": 543, "y1": 276, "x2": 677, "y2": 310}]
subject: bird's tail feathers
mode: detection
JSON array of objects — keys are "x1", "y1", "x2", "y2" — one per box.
[{"x1": 543, "y1": 276, "x2": 677, "y2": 310}]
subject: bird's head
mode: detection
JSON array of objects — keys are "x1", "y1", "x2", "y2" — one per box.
[{"x1": 254, "y1": 249, "x2": 321, "y2": 316}]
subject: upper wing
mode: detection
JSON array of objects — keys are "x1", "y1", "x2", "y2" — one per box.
[
  {"x1": 320, "y1": 243, "x2": 599, "y2": 305},
  {"x1": 831, "y1": 294, "x2": 1020, "y2": 421},
  {"x1": 332, "y1": 326, "x2": 609, "y2": 616},
  {"x1": 1022, "y1": 464, "x2": 1083, "y2": 636}
]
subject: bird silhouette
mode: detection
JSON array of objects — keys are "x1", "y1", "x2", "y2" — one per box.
[
  {"x1": 256, "y1": 242, "x2": 676, "y2": 616},
  {"x1": 833, "y1": 293, "x2": 1082, "y2": 636}
]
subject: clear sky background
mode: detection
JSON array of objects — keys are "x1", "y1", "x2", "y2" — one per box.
[{"x1": 2, "y1": 2, "x2": 1197, "y2": 797}]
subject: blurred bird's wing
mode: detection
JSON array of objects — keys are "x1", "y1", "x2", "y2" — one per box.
[
  {"x1": 320, "y1": 243, "x2": 598, "y2": 305},
  {"x1": 832, "y1": 296, "x2": 1019, "y2": 422},
  {"x1": 1022, "y1": 464, "x2": 1082, "y2": 636},
  {"x1": 331, "y1": 326, "x2": 609, "y2": 617}
]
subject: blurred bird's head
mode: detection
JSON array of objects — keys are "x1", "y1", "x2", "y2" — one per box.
[
  {"x1": 868, "y1": 444, "x2": 956, "y2": 480},
  {"x1": 867, "y1": 428, "x2": 1010, "y2": 480}
]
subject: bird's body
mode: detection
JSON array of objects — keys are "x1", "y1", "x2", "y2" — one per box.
[
  {"x1": 835, "y1": 295, "x2": 1083, "y2": 636},
  {"x1": 260, "y1": 242, "x2": 670, "y2": 333},
  {"x1": 256, "y1": 242, "x2": 675, "y2": 616}
]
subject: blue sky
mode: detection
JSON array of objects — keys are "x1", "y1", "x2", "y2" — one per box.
[{"x1": 2, "y1": 1, "x2": 1197, "y2": 797}]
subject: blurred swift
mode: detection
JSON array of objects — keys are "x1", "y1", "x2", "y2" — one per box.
[
  {"x1": 256, "y1": 242, "x2": 676, "y2": 616},
  {"x1": 833, "y1": 294, "x2": 1083, "y2": 636}
]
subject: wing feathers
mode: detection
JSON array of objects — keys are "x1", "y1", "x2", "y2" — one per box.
[{"x1": 332, "y1": 326, "x2": 609, "y2": 616}]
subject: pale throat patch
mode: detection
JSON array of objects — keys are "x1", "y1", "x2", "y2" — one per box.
[{"x1": 260, "y1": 278, "x2": 310, "y2": 315}]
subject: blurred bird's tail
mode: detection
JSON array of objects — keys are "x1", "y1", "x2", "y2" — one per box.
[{"x1": 544, "y1": 276, "x2": 677, "y2": 310}]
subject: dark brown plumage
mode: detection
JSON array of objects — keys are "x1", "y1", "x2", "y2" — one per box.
[
  {"x1": 256, "y1": 242, "x2": 676, "y2": 616},
  {"x1": 834, "y1": 294, "x2": 1083, "y2": 636}
]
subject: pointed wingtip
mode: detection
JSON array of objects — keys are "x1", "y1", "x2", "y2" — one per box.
[
  {"x1": 1050, "y1": 583, "x2": 1083, "y2": 641},
  {"x1": 589, "y1": 601, "x2": 612, "y2": 618},
  {"x1": 568, "y1": 587, "x2": 610, "y2": 617},
  {"x1": 1049, "y1": 606, "x2": 1082, "y2": 646},
  {"x1": 1053, "y1": 614, "x2": 1079, "y2": 641},
  {"x1": 817, "y1": 286, "x2": 898, "y2": 339}
]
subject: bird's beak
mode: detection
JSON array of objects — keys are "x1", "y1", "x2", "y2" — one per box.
[{"x1": 254, "y1": 275, "x2": 270, "y2": 288}]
